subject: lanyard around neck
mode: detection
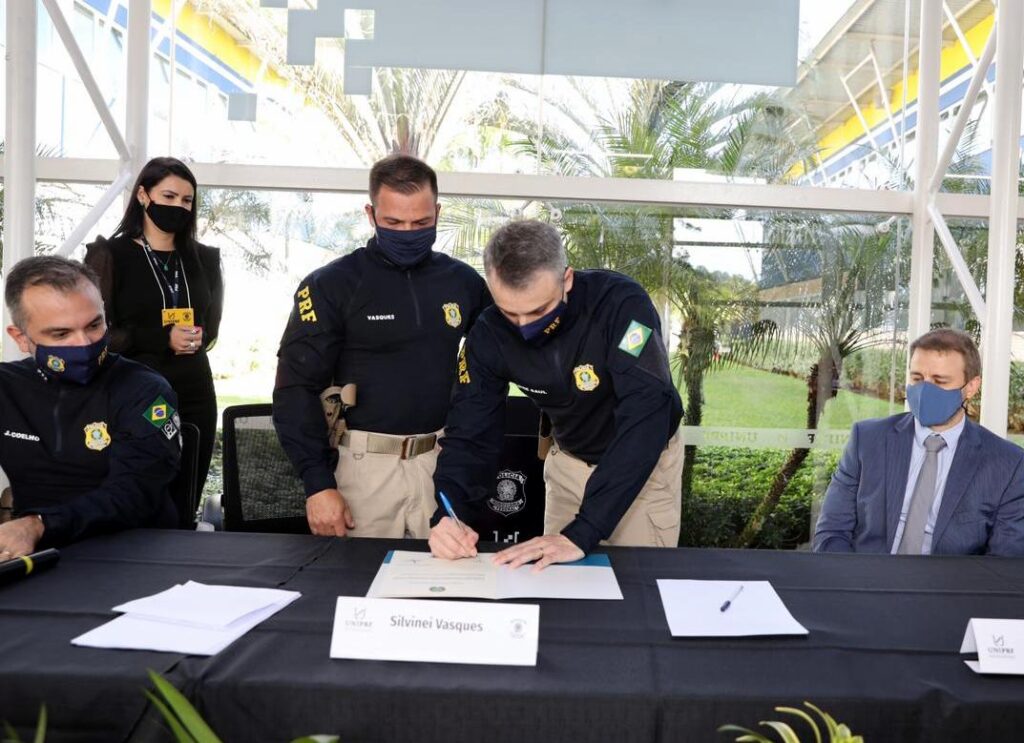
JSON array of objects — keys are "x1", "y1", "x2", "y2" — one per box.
[{"x1": 141, "y1": 236, "x2": 190, "y2": 310}]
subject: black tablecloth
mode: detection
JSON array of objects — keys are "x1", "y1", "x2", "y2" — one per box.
[{"x1": 2, "y1": 530, "x2": 1024, "y2": 742}]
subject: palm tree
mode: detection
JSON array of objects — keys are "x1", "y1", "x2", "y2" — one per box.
[
  {"x1": 669, "y1": 266, "x2": 763, "y2": 504},
  {"x1": 196, "y1": 189, "x2": 272, "y2": 273},
  {"x1": 734, "y1": 219, "x2": 897, "y2": 547}
]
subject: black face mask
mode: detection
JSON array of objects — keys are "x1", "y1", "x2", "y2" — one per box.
[
  {"x1": 374, "y1": 224, "x2": 436, "y2": 268},
  {"x1": 146, "y1": 201, "x2": 192, "y2": 235},
  {"x1": 518, "y1": 301, "x2": 566, "y2": 344},
  {"x1": 33, "y1": 331, "x2": 110, "y2": 385}
]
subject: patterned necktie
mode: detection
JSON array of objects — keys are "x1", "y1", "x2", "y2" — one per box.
[{"x1": 898, "y1": 434, "x2": 947, "y2": 554}]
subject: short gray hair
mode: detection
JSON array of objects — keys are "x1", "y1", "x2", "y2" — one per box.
[
  {"x1": 5, "y1": 256, "x2": 100, "y2": 329},
  {"x1": 484, "y1": 220, "x2": 566, "y2": 289}
]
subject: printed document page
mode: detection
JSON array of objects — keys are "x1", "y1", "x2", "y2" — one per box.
[
  {"x1": 367, "y1": 551, "x2": 622, "y2": 600},
  {"x1": 656, "y1": 579, "x2": 808, "y2": 637}
]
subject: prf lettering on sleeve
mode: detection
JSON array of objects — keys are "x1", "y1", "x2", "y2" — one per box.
[
  {"x1": 457, "y1": 345, "x2": 470, "y2": 384},
  {"x1": 296, "y1": 285, "x2": 317, "y2": 323}
]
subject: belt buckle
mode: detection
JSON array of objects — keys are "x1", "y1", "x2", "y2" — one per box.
[{"x1": 400, "y1": 436, "x2": 415, "y2": 460}]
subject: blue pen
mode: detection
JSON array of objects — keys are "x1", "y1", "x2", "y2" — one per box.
[{"x1": 438, "y1": 491, "x2": 467, "y2": 533}]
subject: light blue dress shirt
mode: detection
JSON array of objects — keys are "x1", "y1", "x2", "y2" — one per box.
[{"x1": 890, "y1": 416, "x2": 965, "y2": 554}]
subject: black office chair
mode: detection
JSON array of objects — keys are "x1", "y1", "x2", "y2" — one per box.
[
  {"x1": 169, "y1": 421, "x2": 201, "y2": 529},
  {"x1": 221, "y1": 404, "x2": 310, "y2": 534}
]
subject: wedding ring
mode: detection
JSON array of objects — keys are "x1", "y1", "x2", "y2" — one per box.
[{"x1": 188, "y1": 341, "x2": 195, "y2": 349}]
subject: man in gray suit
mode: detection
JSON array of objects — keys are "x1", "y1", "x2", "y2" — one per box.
[{"x1": 814, "y1": 328, "x2": 1024, "y2": 556}]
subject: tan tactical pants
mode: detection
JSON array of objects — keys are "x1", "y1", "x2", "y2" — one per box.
[
  {"x1": 333, "y1": 430, "x2": 441, "y2": 539},
  {"x1": 543, "y1": 429, "x2": 683, "y2": 547}
]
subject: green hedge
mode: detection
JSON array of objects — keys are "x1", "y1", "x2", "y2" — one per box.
[
  {"x1": 840, "y1": 347, "x2": 906, "y2": 400},
  {"x1": 681, "y1": 447, "x2": 840, "y2": 549}
]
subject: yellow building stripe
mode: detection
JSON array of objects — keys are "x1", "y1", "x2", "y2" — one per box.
[
  {"x1": 799, "y1": 12, "x2": 993, "y2": 178},
  {"x1": 150, "y1": 0, "x2": 286, "y2": 89}
]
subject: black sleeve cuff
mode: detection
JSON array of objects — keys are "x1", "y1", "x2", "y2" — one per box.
[
  {"x1": 302, "y1": 467, "x2": 337, "y2": 497},
  {"x1": 26, "y1": 509, "x2": 68, "y2": 549},
  {"x1": 430, "y1": 482, "x2": 471, "y2": 528},
  {"x1": 561, "y1": 517, "x2": 603, "y2": 556}
]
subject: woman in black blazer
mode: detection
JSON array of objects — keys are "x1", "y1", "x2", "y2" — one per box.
[{"x1": 85, "y1": 157, "x2": 223, "y2": 506}]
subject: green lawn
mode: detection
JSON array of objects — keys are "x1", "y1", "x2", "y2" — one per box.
[
  {"x1": 214, "y1": 366, "x2": 896, "y2": 430},
  {"x1": 217, "y1": 393, "x2": 271, "y2": 409},
  {"x1": 681, "y1": 366, "x2": 899, "y2": 429}
]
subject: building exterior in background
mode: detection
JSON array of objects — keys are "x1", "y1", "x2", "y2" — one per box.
[{"x1": 762, "y1": 1, "x2": 1013, "y2": 340}]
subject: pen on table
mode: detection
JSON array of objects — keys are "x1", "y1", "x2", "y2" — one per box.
[
  {"x1": 438, "y1": 491, "x2": 467, "y2": 534},
  {"x1": 720, "y1": 584, "x2": 744, "y2": 613}
]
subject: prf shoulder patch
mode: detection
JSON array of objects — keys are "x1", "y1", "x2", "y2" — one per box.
[
  {"x1": 457, "y1": 344, "x2": 470, "y2": 384},
  {"x1": 296, "y1": 285, "x2": 317, "y2": 323},
  {"x1": 618, "y1": 320, "x2": 653, "y2": 358},
  {"x1": 143, "y1": 396, "x2": 176, "y2": 429}
]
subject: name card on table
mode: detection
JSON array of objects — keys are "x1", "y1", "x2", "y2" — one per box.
[
  {"x1": 960, "y1": 618, "x2": 1024, "y2": 675},
  {"x1": 330, "y1": 597, "x2": 539, "y2": 666}
]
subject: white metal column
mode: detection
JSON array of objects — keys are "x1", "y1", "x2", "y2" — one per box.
[
  {"x1": 2, "y1": 0, "x2": 37, "y2": 362},
  {"x1": 906, "y1": 0, "x2": 943, "y2": 343},
  {"x1": 980, "y1": 0, "x2": 1024, "y2": 435},
  {"x1": 124, "y1": 0, "x2": 151, "y2": 202}
]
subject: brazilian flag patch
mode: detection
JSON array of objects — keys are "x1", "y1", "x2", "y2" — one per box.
[
  {"x1": 618, "y1": 320, "x2": 652, "y2": 358},
  {"x1": 143, "y1": 396, "x2": 175, "y2": 429}
]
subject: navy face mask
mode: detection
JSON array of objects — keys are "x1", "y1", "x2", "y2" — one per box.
[
  {"x1": 146, "y1": 201, "x2": 191, "y2": 234},
  {"x1": 906, "y1": 380, "x2": 966, "y2": 427},
  {"x1": 519, "y1": 301, "x2": 567, "y2": 343},
  {"x1": 34, "y1": 332, "x2": 110, "y2": 385},
  {"x1": 374, "y1": 222, "x2": 437, "y2": 268}
]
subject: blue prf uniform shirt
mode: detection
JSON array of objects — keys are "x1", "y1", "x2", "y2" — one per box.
[
  {"x1": 0, "y1": 355, "x2": 181, "y2": 547},
  {"x1": 434, "y1": 269, "x2": 684, "y2": 554},
  {"x1": 273, "y1": 239, "x2": 492, "y2": 497}
]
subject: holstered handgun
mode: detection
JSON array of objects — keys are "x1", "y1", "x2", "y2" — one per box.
[
  {"x1": 320, "y1": 383, "x2": 357, "y2": 449},
  {"x1": 537, "y1": 411, "x2": 553, "y2": 460}
]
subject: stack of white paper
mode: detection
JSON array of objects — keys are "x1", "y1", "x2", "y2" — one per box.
[
  {"x1": 71, "y1": 581, "x2": 301, "y2": 655},
  {"x1": 656, "y1": 579, "x2": 808, "y2": 637}
]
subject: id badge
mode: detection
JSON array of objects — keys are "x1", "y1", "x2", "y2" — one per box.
[{"x1": 162, "y1": 308, "x2": 195, "y2": 327}]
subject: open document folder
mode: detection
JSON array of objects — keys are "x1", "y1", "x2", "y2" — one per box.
[
  {"x1": 367, "y1": 550, "x2": 623, "y2": 600},
  {"x1": 71, "y1": 581, "x2": 301, "y2": 655},
  {"x1": 656, "y1": 579, "x2": 808, "y2": 637}
]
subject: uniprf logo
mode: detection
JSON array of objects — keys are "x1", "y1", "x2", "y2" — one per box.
[
  {"x1": 573, "y1": 364, "x2": 600, "y2": 392},
  {"x1": 46, "y1": 355, "x2": 66, "y2": 373},
  {"x1": 83, "y1": 422, "x2": 111, "y2": 452},
  {"x1": 296, "y1": 285, "x2": 317, "y2": 323},
  {"x1": 143, "y1": 396, "x2": 177, "y2": 429},
  {"x1": 344, "y1": 607, "x2": 373, "y2": 631},
  {"x1": 618, "y1": 320, "x2": 652, "y2": 358},
  {"x1": 488, "y1": 469, "x2": 526, "y2": 517},
  {"x1": 443, "y1": 302, "x2": 462, "y2": 328},
  {"x1": 988, "y1": 635, "x2": 1016, "y2": 657},
  {"x1": 510, "y1": 618, "x2": 528, "y2": 639}
]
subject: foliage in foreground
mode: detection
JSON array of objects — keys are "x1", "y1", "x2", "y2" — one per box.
[
  {"x1": 719, "y1": 702, "x2": 863, "y2": 743},
  {"x1": 145, "y1": 669, "x2": 337, "y2": 743},
  {"x1": 2, "y1": 706, "x2": 45, "y2": 743}
]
